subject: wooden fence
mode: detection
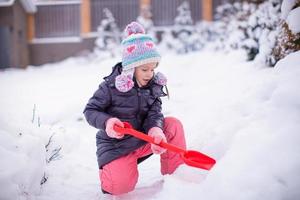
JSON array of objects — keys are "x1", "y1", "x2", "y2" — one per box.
[
  {"x1": 33, "y1": 0, "x2": 229, "y2": 38},
  {"x1": 35, "y1": 2, "x2": 81, "y2": 38}
]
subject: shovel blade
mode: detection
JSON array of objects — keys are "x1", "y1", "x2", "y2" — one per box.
[{"x1": 182, "y1": 150, "x2": 216, "y2": 170}]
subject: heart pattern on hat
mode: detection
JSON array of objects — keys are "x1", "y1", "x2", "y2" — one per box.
[
  {"x1": 145, "y1": 42, "x2": 153, "y2": 48},
  {"x1": 127, "y1": 45, "x2": 136, "y2": 53}
]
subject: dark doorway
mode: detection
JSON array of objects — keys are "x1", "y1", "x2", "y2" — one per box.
[{"x1": 0, "y1": 26, "x2": 11, "y2": 69}]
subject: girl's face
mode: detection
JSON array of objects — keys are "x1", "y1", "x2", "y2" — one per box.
[{"x1": 134, "y1": 62, "x2": 157, "y2": 87}]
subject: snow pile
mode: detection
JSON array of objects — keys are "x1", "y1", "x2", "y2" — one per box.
[
  {"x1": 285, "y1": 7, "x2": 300, "y2": 34},
  {"x1": 281, "y1": 0, "x2": 298, "y2": 19},
  {"x1": 272, "y1": 0, "x2": 300, "y2": 65},
  {"x1": 1, "y1": 49, "x2": 300, "y2": 199},
  {"x1": 281, "y1": 0, "x2": 300, "y2": 35},
  {"x1": 0, "y1": 57, "x2": 115, "y2": 200},
  {"x1": 0, "y1": 128, "x2": 45, "y2": 200},
  {"x1": 195, "y1": 51, "x2": 300, "y2": 200},
  {"x1": 0, "y1": 107, "x2": 65, "y2": 199},
  {"x1": 281, "y1": 0, "x2": 300, "y2": 34}
]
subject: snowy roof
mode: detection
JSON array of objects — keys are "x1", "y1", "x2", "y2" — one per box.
[{"x1": 0, "y1": 0, "x2": 37, "y2": 13}]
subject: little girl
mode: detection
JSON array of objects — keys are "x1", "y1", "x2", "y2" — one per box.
[{"x1": 84, "y1": 22, "x2": 186, "y2": 195}]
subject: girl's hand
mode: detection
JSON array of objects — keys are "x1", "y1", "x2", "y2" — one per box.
[
  {"x1": 148, "y1": 127, "x2": 167, "y2": 154},
  {"x1": 105, "y1": 118, "x2": 124, "y2": 139}
]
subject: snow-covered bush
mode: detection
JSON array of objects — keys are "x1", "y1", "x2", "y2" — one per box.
[
  {"x1": 194, "y1": 21, "x2": 219, "y2": 50},
  {"x1": 94, "y1": 8, "x2": 121, "y2": 59},
  {"x1": 157, "y1": 28, "x2": 177, "y2": 53},
  {"x1": 212, "y1": 2, "x2": 254, "y2": 52},
  {"x1": 137, "y1": 4, "x2": 154, "y2": 35},
  {"x1": 158, "y1": 1, "x2": 201, "y2": 54},
  {"x1": 209, "y1": 0, "x2": 283, "y2": 66},
  {"x1": 136, "y1": 4, "x2": 158, "y2": 47},
  {"x1": 272, "y1": 0, "x2": 300, "y2": 64},
  {"x1": 244, "y1": 0, "x2": 281, "y2": 65}
]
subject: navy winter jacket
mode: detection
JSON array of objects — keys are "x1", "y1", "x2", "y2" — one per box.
[{"x1": 83, "y1": 62, "x2": 166, "y2": 168}]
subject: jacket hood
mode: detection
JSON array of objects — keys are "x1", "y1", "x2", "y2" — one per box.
[{"x1": 103, "y1": 62, "x2": 123, "y2": 84}]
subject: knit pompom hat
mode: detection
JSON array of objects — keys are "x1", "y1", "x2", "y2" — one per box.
[{"x1": 115, "y1": 21, "x2": 162, "y2": 92}]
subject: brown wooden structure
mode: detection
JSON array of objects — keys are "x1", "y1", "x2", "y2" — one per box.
[{"x1": 0, "y1": 0, "x2": 36, "y2": 69}]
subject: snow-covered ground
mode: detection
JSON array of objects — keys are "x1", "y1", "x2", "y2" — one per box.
[{"x1": 1, "y1": 50, "x2": 300, "y2": 200}]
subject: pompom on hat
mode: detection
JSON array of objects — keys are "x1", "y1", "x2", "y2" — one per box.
[{"x1": 115, "y1": 21, "x2": 162, "y2": 92}]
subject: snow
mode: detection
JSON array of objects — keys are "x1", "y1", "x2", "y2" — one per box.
[
  {"x1": 1, "y1": 50, "x2": 300, "y2": 200},
  {"x1": 94, "y1": 8, "x2": 121, "y2": 59},
  {"x1": 286, "y1": 7, "x2": 300, "y2": 34},
  {"x1": 35, "y1": 0, "x2": 81, "y2": 6},
  {"x1": 0, "y1": 0, "x2": 14, "y2": 7},
  {"x1": 31, "y1": 37, "x2": 82, "y2": 44},
  {"x1": 281, "y1": 0, "x2": 300, "y2": 34},
  {"x1": 281, "y1": 0, "x2": 298, "y2": 20}
]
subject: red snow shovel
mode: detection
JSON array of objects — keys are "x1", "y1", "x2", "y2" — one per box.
[{"x1": 114, "y1": 122, "x2": 216, "y2": 170}]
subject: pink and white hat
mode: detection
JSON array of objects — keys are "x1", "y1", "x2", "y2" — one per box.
[{"x1": 115, "y1": 21, "x2": 161, "y2": 92}]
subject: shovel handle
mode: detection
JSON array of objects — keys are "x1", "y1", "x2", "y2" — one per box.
[
  {"x1": 114, "y1": 125, "x2": 186, "y2": 154},
  {"x1": 114, "y1": 122, "x2": 216, "y2": 170}
]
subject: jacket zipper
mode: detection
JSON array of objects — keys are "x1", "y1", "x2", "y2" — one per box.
[{"x1": 136, "y1": 88, "x2": 141, "y2": 125}]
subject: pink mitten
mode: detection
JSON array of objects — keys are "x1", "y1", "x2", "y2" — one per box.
[
  {"x1": 105, "y1": 118, "x2": 124, "y2": 139},
  {"x1": 148, "y1": 127, "x2": 167, "y2": 154}
]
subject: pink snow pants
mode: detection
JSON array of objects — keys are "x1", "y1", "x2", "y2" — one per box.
[{"x1": 99, "y1": 117, "x2": 186, "y2": 195}]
